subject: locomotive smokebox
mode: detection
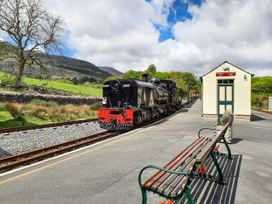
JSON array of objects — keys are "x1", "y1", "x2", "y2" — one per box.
[{"x1": 142, "y1": 74, "x2": 149, "y2": 82}]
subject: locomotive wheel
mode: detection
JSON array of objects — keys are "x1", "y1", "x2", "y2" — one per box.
[{"x1": 134, "y1": 114, "x2": 142, "y2": 125}]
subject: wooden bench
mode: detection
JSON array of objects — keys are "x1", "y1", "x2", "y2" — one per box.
[{"x1": 138, "y1": 121, "x2": 233, "y2": 204}]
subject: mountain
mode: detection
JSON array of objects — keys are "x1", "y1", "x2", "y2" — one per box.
[
  {"x1": 98, "y1": 66, "x2": 123, "y2": 76},
  {"x1": 0, "y1": 41, "x2": 114, "y2": 82},
  {"x1": 40, "y1": 55, "x2": 113, "y2": 80}
]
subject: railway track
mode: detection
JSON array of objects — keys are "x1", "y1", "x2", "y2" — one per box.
[
  {"x1": 0, "y1": 118, "x2": 98, "y2": 134},
  {"x1": 0, "y1": 99, "x2": 198, "y2": 174},
  {"x1": 0, "y1": 110, "x2": 176, "y2": 173},
  {"x1": 0, "y1": 131, "x2": 118, "y2": 173}
]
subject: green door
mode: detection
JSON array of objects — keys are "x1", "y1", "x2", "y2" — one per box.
[{"x1": 217, "y1": 80, "x2": 234, "y2": 117}]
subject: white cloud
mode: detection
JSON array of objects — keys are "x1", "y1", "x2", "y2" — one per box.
[
  {"x1": 170, "y1": 0, "x2": 272, "y2": 75},
  {"x1": 43, "y1": 0, "x2": 272, "y2": 76}
]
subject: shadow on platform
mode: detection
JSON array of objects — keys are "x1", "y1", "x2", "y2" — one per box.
[
  {"x1": 183, "y1": 99, "x2": 197, "y2": 109},
  {"x1": 231, "y1": 138, "x2": 243, "y2": 144},
  {"x1": 251, "y1": 114, "x2": 266, "y2": 121},
  {"x1": 176, "y1": 154, "x2": 242, "y2": 204}
]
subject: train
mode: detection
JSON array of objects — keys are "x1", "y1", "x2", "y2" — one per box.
[{"x1": 97, "y1": 75, "x2": 184, "y2": 131}]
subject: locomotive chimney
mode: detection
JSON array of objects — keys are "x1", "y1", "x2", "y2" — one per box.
[{"x1": 142, "y1": 73, "x2": 149, "y2": 82}]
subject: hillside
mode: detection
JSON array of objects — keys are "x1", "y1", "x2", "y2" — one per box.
[
  {"x1": 0, "y1": 41, "x2": 117, "y2": 82},
  {"x1": 98, "y1": 66, "x2": 123, "y2": 76},
  {"x1": 251, "y1": 76, "x2": 272, "y2": 110},
  {"x1": 40, "y1": 55, "x2": 112, "y2": 81}
]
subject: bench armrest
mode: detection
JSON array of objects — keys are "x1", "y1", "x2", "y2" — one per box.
[
  {"x1": 198, "y1": 128, "x2": 216, "y2": 138},
  {"x1": 138, "y1": 164, "x2": 190, "y2": 188}
]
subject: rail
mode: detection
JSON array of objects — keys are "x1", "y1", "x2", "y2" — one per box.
[
  {"x1": 0, "y1": 131, "x2": 115, "y2": 173},
  {"x1": 0, "y1": 118, "x2": 98, "y2": 134}
]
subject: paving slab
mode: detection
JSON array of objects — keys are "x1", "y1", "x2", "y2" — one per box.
[{"x1": 0, "y1": 100, "x2": 271, "y2": 204}]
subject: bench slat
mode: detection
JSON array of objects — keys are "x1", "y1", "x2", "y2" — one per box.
[
  {"x1": 144, "y1": 137, "x2": 206, "y2": 189},
  {"x1": 159, "y1": 139, "x2": 213, "y2": 196},
  {"x1": 196, "y1": 125, "x2": 229, "y2": 162},
  {"x1": 160, "y1": 161, "x2": 194, "y2": 197},
  {"x1": 167, "y1": 160, "x2": 199, "y2": 197}
]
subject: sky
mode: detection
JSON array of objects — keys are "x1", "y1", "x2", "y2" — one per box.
[{"x1": 2, "y1": 0, "x2": 272, "y2": 76}]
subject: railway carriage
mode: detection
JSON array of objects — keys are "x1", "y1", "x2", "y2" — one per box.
[{"x1": 98, "y1": 77, "x2": 182, "y2": 131}]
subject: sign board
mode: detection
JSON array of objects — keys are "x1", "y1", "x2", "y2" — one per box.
[
  {"x1": 216, "y1": 72, "x2": 236, "y2": 77},
  {"x1": 269, "y1": 97, "x2": 272, "y2": 111}
]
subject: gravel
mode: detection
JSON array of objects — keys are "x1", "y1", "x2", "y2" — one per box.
[{"x1": 0, "y1": 121, "x2": 105, "y2": 157}]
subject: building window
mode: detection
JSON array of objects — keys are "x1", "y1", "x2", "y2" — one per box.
[{"x1": 218, "y1": 79, "x2": 234, "y2": 85}]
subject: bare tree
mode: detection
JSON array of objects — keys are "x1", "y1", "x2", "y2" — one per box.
[{"x1": 0, "y1": 0, "x2": 63, "y2": 87}]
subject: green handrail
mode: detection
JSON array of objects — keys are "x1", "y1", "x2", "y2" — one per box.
[
  {"x1": 198, "y1": 128, "x2": 216, "y2": 138},
  {"x1": 138, "y1": 165, "x2": 190, "y2": 187},
  {"x1": 138, "y1": 165, "x2": 191, "y2": 204}
]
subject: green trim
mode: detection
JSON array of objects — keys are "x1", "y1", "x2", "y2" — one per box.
[
  {"x1": 221, "y1": 134, "x2": 232, "y2": 159},
  {"x1": 210, "y1": 150, "x2": 224, "y2": 184},
  {"x1": 183, "y1": 188, "x2": 195, "y2": 204},
  {"x1": 217, "y1": 82, "x2": 234, "y2": 119}
]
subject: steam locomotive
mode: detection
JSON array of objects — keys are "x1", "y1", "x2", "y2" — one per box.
[{"x1": 97, "y1": 75, "x2": 183, "y2": 131}]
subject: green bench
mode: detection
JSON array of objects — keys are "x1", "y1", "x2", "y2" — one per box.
[{"x1": 138, "y1": 121, "x2": 232, "y2": 204}]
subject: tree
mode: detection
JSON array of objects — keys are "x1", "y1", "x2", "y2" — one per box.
[
  {"x1": 123, "y1": 70, "x2": 142, "y2": 80},
  {"x1": 181, "y1": 72, "x2": 198, "y2": 101},
  {"x1": 145, "y1": 64, "x2": 157, "y2": 74},
  {"x1": 0, "y1": 0, "x2": 63, "y2": 87}
]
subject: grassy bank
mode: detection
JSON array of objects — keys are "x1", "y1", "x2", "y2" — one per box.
[
  {"x1": 0, "y1": 101, "x2": 100, "y2": 128},
  {"x1": 251, "y1": 94, "x2": 270, "y2": 110},
  {"x1": 251, "y1": 76, "x2": 272, "y2": 110},
  {"x1": 0, "y1": 72, "x2": 102, "y2": 97}
]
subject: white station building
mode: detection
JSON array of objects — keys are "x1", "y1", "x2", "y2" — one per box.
[{"x1": 201, "y1": 61, "x2": 254, "y2": 121}]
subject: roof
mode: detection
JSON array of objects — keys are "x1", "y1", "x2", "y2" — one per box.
[{"x1": 202, "y1": 61, "x2": 254, "y2": 77}]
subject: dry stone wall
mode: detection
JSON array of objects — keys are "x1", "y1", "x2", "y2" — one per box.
[{"x1": 0, "y1": 91, "x2": 102, "y2": 105}]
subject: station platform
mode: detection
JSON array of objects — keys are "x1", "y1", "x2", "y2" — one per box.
[{"x1": 0, "y1": 100, "x2": 272, "y2": 204}]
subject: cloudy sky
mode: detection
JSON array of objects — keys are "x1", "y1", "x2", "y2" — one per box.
[{"x1": 4, "y1": 0, "x2": 272, "y2": 76}]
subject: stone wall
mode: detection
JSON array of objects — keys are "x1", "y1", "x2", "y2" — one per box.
[{"x1": 0, "y1": 91, "x2": 102, "y2": 105}]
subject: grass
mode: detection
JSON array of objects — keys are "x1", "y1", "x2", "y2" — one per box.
[
  {"x1": 251, "y1": 93, "x2": 269, "y2": 110},
  {"x1": 0, "y1": 117, "x2": 48, "y2": 128},
  {"x1": 0, "y1": 71, "x2": 102, "y2": 97},
  {"x1": 0, "y1": 102, "x2": 100, "y2": 128}
]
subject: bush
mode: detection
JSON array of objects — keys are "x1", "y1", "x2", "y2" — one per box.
[
  {"x1": 218, "y1": 112, "x2": 233, "y2": 125},
  {"x1": 31, "y1": 99, "x2": 58, "y2": 107},
  {"x1": 5, "y1": 103, "x2": 24, "y2": 120},
  {"x1": 71, "y1": 77, "x2": 97, "y2": 85},
  {"x1": 29, "y1": 105, "x2": 48, "y2": 119},
  {"x1": 89, "y1": 102, "x2": 102, "y2": 111},
  {"x1": 0, "y1": 103, "x2": 7, "y2": 111},
  {"x1": 2, "y1": 101, "x2": 97, "y2": 126},
  {"x1": 251, "y1": 94, "x2": 268, "y2": 110},
  {"x1": 0, "y1": 73, "x2": 16, "y2": 86}
]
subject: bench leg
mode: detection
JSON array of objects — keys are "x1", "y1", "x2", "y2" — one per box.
[
  {"x1": 222, "y1": 136, "x2": 232, "y2": 159},
  {"x1": 141, "y1": 188, "x2": 147, "y2": 204},
  {"x1": 210, "y1": 151, "x2": 225, "y2": 184},
  {"x1": 183, "y1": 188, "x2": 195, "y2": 204}
]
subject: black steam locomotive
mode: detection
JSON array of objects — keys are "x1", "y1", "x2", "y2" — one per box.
[{"x1": 97, "y1": 76, "x2": 183, "y2": 130}]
